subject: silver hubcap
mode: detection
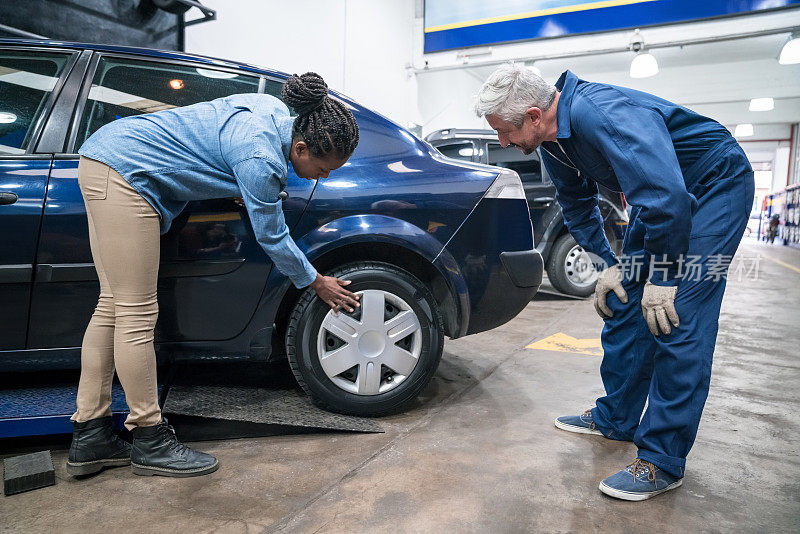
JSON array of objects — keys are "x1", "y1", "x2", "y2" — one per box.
[
  {"x1": 564, "y1": 245, "x2": 598, "y2": 288},
  {"x1": 316, "y1": 290, "x2": 422, "y2": 395}
]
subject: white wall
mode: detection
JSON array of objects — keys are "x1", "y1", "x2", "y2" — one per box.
[{"x1": 185, "y1": 0, "x2": 416, "y2": 125}]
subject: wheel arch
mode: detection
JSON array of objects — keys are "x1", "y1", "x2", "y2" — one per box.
[{"x1": 269, "y1": 215, "x2": 468, "y2": 358}]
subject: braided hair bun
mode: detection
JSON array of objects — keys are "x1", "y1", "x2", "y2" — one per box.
[
  {"x1": 282, "y1": 72, "x2": 328, "y2": 115},
  {"x1": 281, "y1": 71, "x2": 359, "y2": 160}
]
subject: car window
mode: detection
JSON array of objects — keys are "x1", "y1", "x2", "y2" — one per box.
[
  {"x1": 487, "y1": 143, "x2": 543, "y2": 183},
  {"x1": 262, "y1": 78, "x2": 284, "y2": 101},
  {"x1": 435, "y1": 141, "x2": 480, "y2": 161},
  {"x1": 0, "y1": 50, "x2": 72, "y2": 155},
  {"x1": 75, "y1": 56, "x2": 260, "y2": 148}
]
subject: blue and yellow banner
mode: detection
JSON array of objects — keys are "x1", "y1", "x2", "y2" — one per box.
[{"x1": 424, "y1": 0, "x2": 800, "y2": 53}]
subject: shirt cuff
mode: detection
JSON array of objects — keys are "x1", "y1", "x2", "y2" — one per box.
[
  {"x1": 291, "y1": 264, "x2": 318, "y2": 289},
  {"x1": 599, "y1": 250, "x2": 619, "y2": 271}
]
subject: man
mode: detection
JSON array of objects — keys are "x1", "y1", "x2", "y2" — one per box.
[{"x1": 475, "y1": 64, "x2": 754, "y2": 500}]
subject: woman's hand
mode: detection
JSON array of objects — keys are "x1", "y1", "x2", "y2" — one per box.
[{"x1": 310, "y1": 274, "x2": 360, "y2": 313}]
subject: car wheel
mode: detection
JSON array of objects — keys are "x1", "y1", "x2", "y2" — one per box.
[
  {"x1": 546, "y1": 234, "x2": 598, "y2": 298},
  {"x1": 286, "y1": 262, "x2": 444, "y2": 416}
]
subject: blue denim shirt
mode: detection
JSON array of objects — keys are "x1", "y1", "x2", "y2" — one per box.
[
  {"x1": 79, "y1": 94, "x2": 317, "y2": 289},
  {"x1": 541, "y1": 70, "x2": 740, "y2": 285}
]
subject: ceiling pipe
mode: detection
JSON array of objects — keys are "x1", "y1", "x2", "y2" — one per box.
[{"x1": 412, "y1": 25, "x2": 800, "y2": 74}]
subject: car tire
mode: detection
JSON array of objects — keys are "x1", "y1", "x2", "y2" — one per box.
[
  {"x1": 546, "y1": 234, "x2": 597, "y2": 298},
  {"x1": 286, "y1": 262, "x2": 444, "y2": 416}
]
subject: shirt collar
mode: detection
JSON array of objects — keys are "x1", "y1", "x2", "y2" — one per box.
[
  {"x1": 554, "y1": 70, "x2": 579, "y2": 139},
  {"x1": 276, "y1": 115, "x2": 295, "y2": 162}
]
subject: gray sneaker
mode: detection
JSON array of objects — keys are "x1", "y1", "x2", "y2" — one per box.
[{"x1": 554, "y1": 409, "x2": 603, "y2": 436}]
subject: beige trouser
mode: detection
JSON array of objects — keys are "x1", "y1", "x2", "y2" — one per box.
[{"x1": 71, "y1": 156, "x2": 162, "y2": 430}]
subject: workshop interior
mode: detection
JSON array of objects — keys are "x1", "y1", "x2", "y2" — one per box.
[{"x1": 1, "y1": 0, "x2": 799, "y2": 531}]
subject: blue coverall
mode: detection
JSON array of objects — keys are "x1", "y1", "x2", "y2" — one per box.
[{"x1": 541, "y1": 71, "x2": 755, "y2": 477}]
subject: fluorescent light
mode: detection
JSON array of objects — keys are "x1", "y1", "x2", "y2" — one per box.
[
  {"x1": 734, "y1": 124, "x2": 754, "y2": 137},
  {"x1": 0, "y1": 112, "x2": 17, "y2": 123},
  {"x1": 749, "y1": 98, "x2": 774, "y2": 112},
  {"x1": 196, "y1": 68, "x2": 238, "y2": 79},
  {"x1": 630, "y1": 52, "x2": 658, "y2": 78},
  {"x1": 779, "y1": 34, "x2": 800, "y2": 65}
]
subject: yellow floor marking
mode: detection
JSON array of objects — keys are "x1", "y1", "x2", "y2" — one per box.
[
  {"x1": 526, "y1": 333, "x2": 603, "y2": 356},
  {"x1": 761, "y1": 255, "x2": 800, "y2": 274}
]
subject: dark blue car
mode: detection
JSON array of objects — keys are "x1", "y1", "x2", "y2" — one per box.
[{"x1": 0, "y1": 39, "x2": 542, "y2": 415}]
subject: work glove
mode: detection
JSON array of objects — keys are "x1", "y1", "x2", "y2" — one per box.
[
  {"x1": 641, "y1": 281, "x2": 679, "y2": 336},
  {"x1": 593, "y1": 264, "x2": 628, "y2": 318}
]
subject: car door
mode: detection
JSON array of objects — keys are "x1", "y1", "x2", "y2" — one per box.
[
  {"x1": 433, "y1": 140, "x2": 478, "y2": 163},
  {"x1": 0, "y1": 47, "x2": 77, "y2": 351},
  {"x1": 485, "y1": 142, "x2": 556, "y2": 245},
  {"x1": 27, "y1": 52, "x2": 315, "y2": 349}
]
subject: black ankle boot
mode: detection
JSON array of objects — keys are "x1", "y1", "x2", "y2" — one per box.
[
  {"x1": 66, "y1": 416, "x2": 132, "y2": 476},
  {"x1": 131, "y1": 418, "x2": 218, "y2": 477}
]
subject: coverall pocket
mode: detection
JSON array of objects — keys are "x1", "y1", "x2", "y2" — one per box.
[
  {"x1": 689, "y1": 183, "x2": 730, "y2": 238},
  {"x1": 78, "y1": 158, "x2": 110, "y2": 201}
]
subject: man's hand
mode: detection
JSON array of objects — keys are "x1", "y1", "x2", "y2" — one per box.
[
  {"x1": 641, "y1": 281, "x2": 679, "y2": 336},
  {"x1": 310, "y1": 274, "x2": 360, "y2": 313},
  {"x1": 593, "y1": 264, "x2": 628, "y2": 318}
]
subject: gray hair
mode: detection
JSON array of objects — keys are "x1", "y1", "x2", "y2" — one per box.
[{"x1": 474, "y1": 63, "x2": 556, "y2": 126}]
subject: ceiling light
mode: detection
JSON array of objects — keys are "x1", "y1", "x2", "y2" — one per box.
[
  {"x1": 734, "y1": 123, "x2": 754, "y2": 137},
  {"x1": 628, "y1": 29, "x2": 658, "y2": 79},
  {"x1": 630, "y1": 52, "x2": 659, "y2": 78},
  {"x1": 749, "y1": 98, "x2": 774, "y2": 112},
  {"x1": 0, "y1": 112, "x2": 17, "y2": 123},
  {"x1": 779, "y1": 32, "x2": 800, "y2": 64},
  {"x1": 526, "y1": 61, "x2": 542, "y2": 77},
  {"x1": 169, "y1": 79, "x2": 184, "y2": 90},
  {"x1": 196, "y1": 68, "x2": 238, "y2": 79}
]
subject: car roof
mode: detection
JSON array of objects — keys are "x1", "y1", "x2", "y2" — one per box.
[
  {"x1": 424, "y1": 128, "x2": 499, "y2": 143},
  {"x1": 0, "y1": 37, "x2": 287, "y2": 78}
]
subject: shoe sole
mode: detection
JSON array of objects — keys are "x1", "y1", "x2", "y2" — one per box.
[
  {"x1": 66, "y1": 457, "x2": 131, "y2": 476},
  {"x1": 554, "y1": 418, "x2": 603, "y2": 436},
  {"x1": 131, "y1": 459, "x2": 219, "y2": 478},
  {"x1": 598, "y1": 478, "x2": 683, "y2": 501}
]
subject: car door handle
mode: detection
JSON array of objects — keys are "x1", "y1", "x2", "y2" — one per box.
[
  {"x1": 533, "y1": 196, "x2": 554, "y2": 203},
  {"x1": 0, "y1": 192, "x2": 18, "y2": 205}
]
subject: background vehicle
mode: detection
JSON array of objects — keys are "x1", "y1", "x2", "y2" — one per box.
[
  {"x1": 0, "y1": 39, "x2": 542, "y2": 416},
  {"x1": 426, "y1": 129, "x2": 628, "y2": 297}
]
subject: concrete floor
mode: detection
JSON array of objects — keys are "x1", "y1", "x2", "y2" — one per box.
[{"x1": 1, "y1": 239, "x2": 799, "y2": 533}]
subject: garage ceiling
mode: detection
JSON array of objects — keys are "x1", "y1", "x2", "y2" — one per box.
[{"x1": 467, "y1": 33, "x2": 800, "y2": 138}]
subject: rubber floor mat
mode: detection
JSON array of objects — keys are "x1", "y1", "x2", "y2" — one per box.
[{"x1": 164, "y1": 385, "x2": 383, "y2": 433}]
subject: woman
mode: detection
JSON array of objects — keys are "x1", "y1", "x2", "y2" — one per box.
[{"x1": 66, "y1": 72, "x2": 360, "y2": 478}]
